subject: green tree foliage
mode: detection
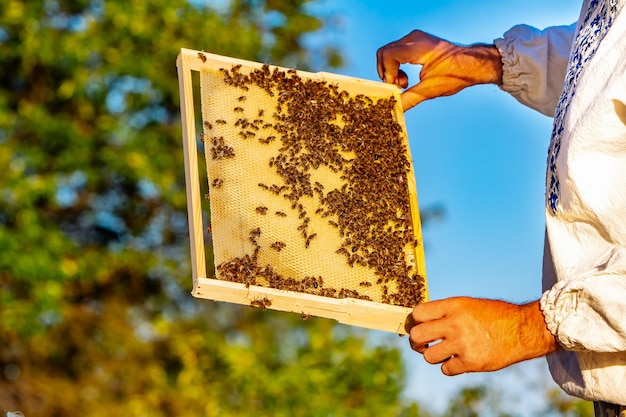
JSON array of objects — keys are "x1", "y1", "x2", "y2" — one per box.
[
  {"x1": 0, "y1": 0, "x2": 421, "y2": 415},
  {"x1": 541, "y1": 387, "x2": 594, "y2": 417},
  {"x1": 414, "y1": 382, "x2": 594, "y2": 417}
]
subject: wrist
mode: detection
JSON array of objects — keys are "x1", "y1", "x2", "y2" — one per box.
[
  {"x1": 466, "y1": 43, "x2": 504, "y2": 86},
  {"x1": 517, "y1": 300, "x2": 560, "y2": 361}
]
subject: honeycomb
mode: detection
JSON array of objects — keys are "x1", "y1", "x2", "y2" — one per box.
[{"x1": 199, "y1": 56, "x2": 426, "y2": 308}]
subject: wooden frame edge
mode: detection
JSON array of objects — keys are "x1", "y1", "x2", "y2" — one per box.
[{"x1": 193, "y1": 277, "x2": 413, "y2": 335}]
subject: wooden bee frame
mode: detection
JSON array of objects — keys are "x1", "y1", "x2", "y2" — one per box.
[{"x1": 177, "y1": 48, "x2": 427, "y2": 334}]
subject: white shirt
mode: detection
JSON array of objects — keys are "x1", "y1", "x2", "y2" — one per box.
[{"x1": 494, "y1": 0, "x2": 626, "y2": 404}]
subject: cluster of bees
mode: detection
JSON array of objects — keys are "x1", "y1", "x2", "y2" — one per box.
[
  {"x1": 208, "y1": 135, "x2": 235, "y2": 160},
  {"x1": 217, "y1": 247, "x2": 343, "y2": 299},
  {"x1": 205, "y1": 59, "x2": 425, "y2": 308}
]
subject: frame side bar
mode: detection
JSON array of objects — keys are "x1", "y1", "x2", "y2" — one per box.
[{"x1": 177, "y1": 51, "x2": 207, "y2": 289}]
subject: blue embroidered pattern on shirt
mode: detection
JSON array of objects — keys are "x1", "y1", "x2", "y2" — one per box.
[{"x1": 546, "y1": 0, "x2": 617, "y2": 214}]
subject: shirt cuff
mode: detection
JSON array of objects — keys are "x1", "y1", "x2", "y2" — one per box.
[
  {"x1": 540, "y1": 279, "x2": 587, "y2": 351},
  {"x1": 494, "y1": 25, "x2": 547, "y2": 107},
  {"x1": 541, "y1": 269, "x2": 626, "y2": 353}
]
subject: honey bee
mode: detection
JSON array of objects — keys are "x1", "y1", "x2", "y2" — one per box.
[
  {"x1": 238, "y1": 131, "x2": 255, "y2": 139},
  {"x1": 258, "y1": 137, "x2": 271, "y2": 145},
  {"x1": 250, "y1": 297, "x2": 272, "y2": 309},
  {"x1": 270, "y1": 241, "x2": 286, "y2": 252},
  {"x1": 304, "y1": 233, "x2": 317, "y2": 249},
  {"x1": 255, "y1": 206, "x2": 268, "y2": 215},
  {"x1": 211, "y1": 178, "x2": 224, "y2": 188},
  {"x1": 197, "y1": 52, "x2": 207, "y2": 63}
]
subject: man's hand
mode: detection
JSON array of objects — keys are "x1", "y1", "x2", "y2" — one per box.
[
  {"x1": 376, "y1": 30, "x2": 504, "y2": 111},
  {"x1": 407, "y1": 297, "x2": 560, "y2": 376}
]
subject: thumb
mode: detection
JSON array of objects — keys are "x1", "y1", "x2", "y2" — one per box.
[
  {"x1": 401, "y1": 88, "x2": 426, "y2": 111},
  {"x1": 400, "y1": 76, "x2": 440, "y2": 111},
  {"x1": 401, "y1": 73, "x2": 470, "y2": 111}
]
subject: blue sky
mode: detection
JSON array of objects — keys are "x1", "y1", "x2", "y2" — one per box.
[{"x1": 321, "y1": 0, "x2": 583, "y2": 412}]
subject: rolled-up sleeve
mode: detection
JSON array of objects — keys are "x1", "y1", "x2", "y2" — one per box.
[
  {"x1": 494, "y1": 24, "x2": 576, "y2": 117},
  {"x1": 541, "y1": 255, "x2": 626, "y2": 353}
]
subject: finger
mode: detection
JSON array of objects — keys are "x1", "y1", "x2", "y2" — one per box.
[
  {"x1": 401, "y1": 89, "x2": 426, "y2": 111},
  {"x1": 409, "y1": 320, "x2": 446, "y2": 348},
  {"x1": 441, "y1": 356, "x2": 467, "y2": 376},
  {"x1": 422, "y1": 341, "x2": 454, "y2": 365},
  {"x1": 401, "y1": 75, "x2": 470, "y2": 111},
  {"x1": 376, "y1": 46, "x2": 401, "y2": 84},
  {"x1": 397, "y1": 69, "x2": 409, "y2": 89},
  {"x1": 400, "y1": 77, "x2": 448, "y2": 111},
  {"x1": 376, "y1": 46, "x2": 389, "y2": 81},
  {"x1": 404, "y1": 311, "x2": 417, "y2": 334},
  {"x1": 377, "y1": 42, "x2": 425, "y2": 84},
  {"x1": 411, "y1": 299, "x2": 451, "y2": 323},
  {"x1": 409, "y1": 338, "x2": 428, "y2": 353}
]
